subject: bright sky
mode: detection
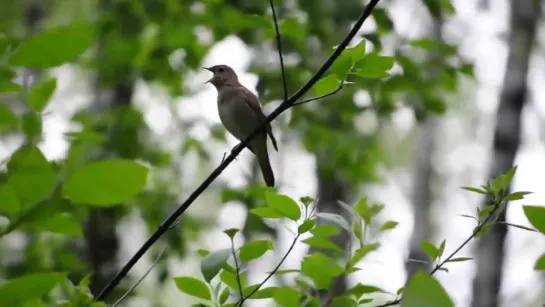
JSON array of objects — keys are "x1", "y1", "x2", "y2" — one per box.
[{"x1": 1, "y1": 0, "x2": 545, "y2": 306}]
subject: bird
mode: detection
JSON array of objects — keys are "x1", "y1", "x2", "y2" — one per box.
[{"x1": 204, "y1": 64, "x2": 278, "y2": 187}]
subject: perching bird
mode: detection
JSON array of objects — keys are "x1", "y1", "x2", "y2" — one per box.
[{"x1": 204, "y1": 65, "x2": 278, "y2": 187}]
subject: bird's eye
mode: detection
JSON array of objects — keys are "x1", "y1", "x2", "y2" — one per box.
[{"x1": 218, "y1": 67, "x2": 224, "y2": 73}]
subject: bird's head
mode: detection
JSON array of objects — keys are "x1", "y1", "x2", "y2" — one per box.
[{"x1": 204, "y1": 65, "x2": 239, "y2": 89}]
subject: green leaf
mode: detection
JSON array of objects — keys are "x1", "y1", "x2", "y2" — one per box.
[
  {"x1": 302, "y1": 237, "x2": 342, "y2": 252},
  {"x1": 354, "y1": 54, "x2": 394, "y2": 78},
  {"x1": 354, "y1": 197, "x2": 384, "y2": 224},
  {"x1": 461, "y1": 186, "x2": 487, "y2": 194},
  {"x1": 438, "y1": 240, "x2": 446, "y2": 259},
  {"x1": 63, "y1": 159, "x2": 149, "y2": 206},
  {"x1": 310, "y1": 224, "x2": 340, "y2": 237},
  {"x1": 0, "y1": 183, "x2": 21, "y2": 215},
  {"x1": 297, "y1": 219, "x2": 316, "y2": 234},
  {"x1": 315, "y1": 212, "x2": 350, "y2": 232},
  {"x1": 379, "y1": 220, "x2": 398, "y2": 232},
  {"x1": 503, "y1": 222, "x2": 536, "y2": 232},
  {"x1": 535, "y1": 254, "x2": 545, "y2": 270},
  {"x1": 523, "y1": 206, "x2": 545, "y2": 235},
  {"x1": 347, "y1": 244, "x2": 379, "y2": 270},
  {"x1": 0, "y1": 272, "x2": 66, "y2": 306},
  {"x1": 223, "y1": 228, "x2": 239, "y2": 239},
  {"x1": 250, "y1": 207, "x2": 283, "y2": 218},
  {"x1": 252, "y1": 286, "x2": 280, "y2": 299},
  {"x1": 344, "y1": 283, "x2": 385, "y2": 297},
  {"x1": 0, "y1": 104, "x2": 18, "y2": 134},
  {"x1": 201, "y1": 249, "x2": 230, "y2": 283},
  {"x1": 219, "y1": 269, "x2": 246, "y2": 290},
  {"x1": 27, "y1": 78, "x2": 57, "y2": 112},
  {"x1": 273, "y1": 287, "x2": 301, "y2": 307},
  {"x1": 7, "y1": 145, "x2": 55, "y2": 207},
  {"x1": 313, "y1": 74, "x2": 341, "y2": 97},
  {"x1": 265, "y1": 191, "x2": 301, "y2": 221},
  {"x1": 403, "y1": 271, "x2": 454, "y2": 307},
  {"x1": 9, "y1": 21, "x2": 95, "y2": 68},
  {"x1": 446, "y1": 257, "x2": 473, "y2": 263},
  {"x1": 173, "y1": 277, "x2": 211, "y2": 300},
  {"x1": 239, "y1": 240, "x2": 274, "y2": 262},
  {"x1": 503, "y1": 191, "x2": 532, "y2": 201},
  {"x1": 218, "y1": 287, "x2": 230, "y2": 304},
  {"x1": 299, "y1": 196, "x2": 314, "y2": 206},
  {"x1": 301, "y1": 253, "x2": 343, "y2": 289},
  {"x1": 20, "y1": 213, "x2": 83, "y2": 237},
  {"x1": 21, "y1": 111, "x2": 42, "y2": 142},
  {"x1": 420, "y1": 241, "x2": 439, "y2": 262},
  {"x1": 459, "y1": 63, "x2": 475, "y2": 77}
]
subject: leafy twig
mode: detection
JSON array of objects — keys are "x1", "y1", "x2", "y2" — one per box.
[
  {"x1": 231, "y1": 240, "x2": 244, "y2": 301},
  {"x1": 373, "y1": 201, "x2": 503, "y2": 307},
  {"x1": 269, "y1": 0, "x2": 288, "y2": 101},
  {"x1": 96, "y1": 0, "x2": 382, "y2": 301},
  {"x1": 237, "y1": 234, "x2": 301, "y2": 306},
  {"x1": 112, "y1": 245, "x2": 168, "y2": 307},
  {"x1": 292, "y1": 81, "x2": 344, "y2": 107}
]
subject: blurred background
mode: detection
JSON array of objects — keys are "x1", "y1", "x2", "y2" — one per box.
[{"x1": 1, "y1": 0, "x2": 544, "y2": 306}]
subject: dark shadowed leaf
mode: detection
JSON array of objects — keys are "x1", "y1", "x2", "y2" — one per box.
[{"x1": 201, "y1": 249, "x2": 230, "y2": 283}]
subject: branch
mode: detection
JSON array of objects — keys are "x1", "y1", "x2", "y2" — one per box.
[
  {"x1": 269, "y1": 0, "x2": 288, "y2": 101},
  {"x1": 373, "y1": 201, "x2": 503, "y2": 307},
  {"x1": 95, "y1": 0, "x2": 382, "y2": 301},
  {"x1": 236, "y1": 234, "x2": 301, "y2": 306},
  {"x1": 231, "y1": 240, "x2": 244, "y2": 301},
  {"x1": 112, "y1": 245, "x2": 168, "y2": 307}
]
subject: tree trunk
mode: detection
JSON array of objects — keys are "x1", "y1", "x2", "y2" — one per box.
[{"x1": 470, "y1": 1, "x2": 540, "y2": 306}]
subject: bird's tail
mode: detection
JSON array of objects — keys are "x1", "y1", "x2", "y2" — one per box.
[{"x1": 254, "y1": 140, "x2": 275, "y2": 187}]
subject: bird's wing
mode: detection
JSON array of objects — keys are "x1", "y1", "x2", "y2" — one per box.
[{"x1": 240, "y1": 87, "x2": 279, "y2": 151}]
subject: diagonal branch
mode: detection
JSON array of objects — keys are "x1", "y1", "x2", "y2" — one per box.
[
  {"x1": 95, "y1": 0, "x2": 382, "y2": 301},
  {"x1": 269, "y1": 0, "x2": 288, "y2": 101},
  {"x1": 237, "y1": 234, "x2": 301, "y2": 306}
]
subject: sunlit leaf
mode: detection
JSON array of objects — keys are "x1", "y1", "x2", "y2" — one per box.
[
  {"x1": 265, "y1": 191, "x2": 301, "y2": 221},
  {"x1": 173, "y1": 277, "x2": 211, "y2": 300},
  {"x1": 0, "y1": 273, "x2": 66, "y2": 306},
  {"x1": 403, "y1": 271, "x2": 454, "y2": 307},
  {"x1": 239, "y1": 240, "x2": 274, "y2": 262},
  {"x1": 523, "y1": 206, "x2": 545, "y2": 235},
  {"x1": 27, "y1": 78, "x2": 56, "y2": 112},
  {"x1": 9, "y1": 21, "x2": 95, "y2": 68},
  {"x1": 63, "y1": 159, "x2": 149, "y2": 206}
]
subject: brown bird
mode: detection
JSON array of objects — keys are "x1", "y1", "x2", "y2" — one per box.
[{"x1": 204, "y1": 65, "x2": 278, "y2": 187}]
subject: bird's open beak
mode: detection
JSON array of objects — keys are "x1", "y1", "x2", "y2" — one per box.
[{"x1": 203, "y1": 67, "x2": 213, "y2": 84}]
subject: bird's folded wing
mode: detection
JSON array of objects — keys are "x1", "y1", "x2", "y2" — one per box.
[{"x1": 241, "y1": 87, "x2": 279, "y2": 151}]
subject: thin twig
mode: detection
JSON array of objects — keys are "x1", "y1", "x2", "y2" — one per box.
[
  {"x1": 112, "y1": 245, "x2": 168, "y2": 307},
  {"x1": 237, "y1": 234, "x2": 301, "y2": 306},
  {"x1": 292, "y1": 81, "x2": 344, "y2": 107},
  {"x1": 231, "y1": 241, "x2": 244, "y2": 301},
  {"x1": 373, "y1": 202, "x2": 502, "y2": 307},
  {"x1": 269, "y1": 0, "x2": 288, "y2": 101},
  {"x1": 96, "y1": 1, "x2": 382, "y2": 301}
]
